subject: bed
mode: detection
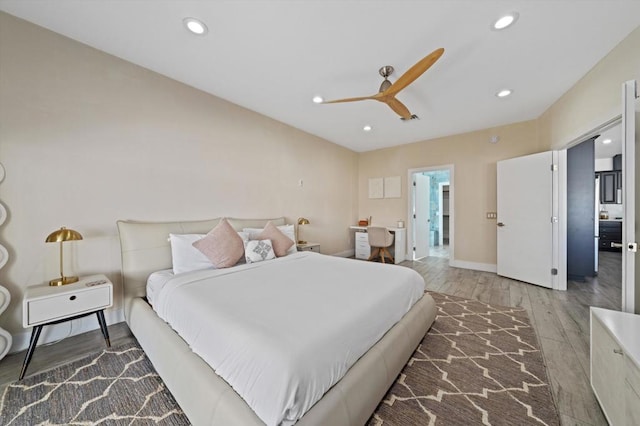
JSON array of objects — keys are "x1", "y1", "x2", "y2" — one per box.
[{"x1": 117, "y1": 217, "x2": 436, "y2": 425}]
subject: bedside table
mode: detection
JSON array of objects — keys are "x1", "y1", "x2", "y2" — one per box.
[
  {"x1": 297, "y1": 242, "x2": 320, "y2": 253},
  {"x1": 20, "y1": 274, "x2": 113, "y2": 379}
]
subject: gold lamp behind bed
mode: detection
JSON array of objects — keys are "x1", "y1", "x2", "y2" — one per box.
[
  {"x1": 297, "y1": 217, "x2": 310, "y2": 244},
  {"x1": 46, "y1": 227, "x2": 83, "y2": 286}
]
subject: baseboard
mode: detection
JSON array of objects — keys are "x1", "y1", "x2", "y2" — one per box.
[
  {"x1": 449, "y1": 259, "x2": 497, "y2": 273},
  {"x1": 332, "y1": 249, "x2": 355, "y2": 258},
  {"x1": 9, "y1": 308, "x2": 124, "y2": 354}
]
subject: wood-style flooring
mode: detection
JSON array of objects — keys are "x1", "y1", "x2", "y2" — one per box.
[{"x1": 0, "y1": 251, "x2": 621, "y2": 425}]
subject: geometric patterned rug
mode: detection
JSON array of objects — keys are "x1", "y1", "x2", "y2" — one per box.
[
  {"x1": 368, "y1": 292, "x2": 560, "y2": 425},
  {"x1": 0, "y1": 292, "x2": 560, "y2": 425},
  {"x1": 0, "y1": 344, "x2": 188, "y2": 425}
]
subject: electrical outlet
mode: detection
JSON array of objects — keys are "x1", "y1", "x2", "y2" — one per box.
[{"x1": 486, "y1": 212, "x2": 497, "y2": 219}]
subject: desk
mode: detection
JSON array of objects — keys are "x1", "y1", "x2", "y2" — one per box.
[{"x1": 350, "y1": 226, "x2": 406, "y2": 264}]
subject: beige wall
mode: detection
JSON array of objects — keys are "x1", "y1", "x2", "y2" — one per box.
[
  {"x1": 0, "y1": 13, "x2": 358, "y2": 345},
  {"x1": 540, "y1": 26, "x2": 640, "y2": 149},
  {"x1": 358, "y1": 120, "x2": 543, "y2": 266}
]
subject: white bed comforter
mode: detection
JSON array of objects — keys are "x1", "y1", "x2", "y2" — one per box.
[{"x1": 153, "y1": 252, "x2": 425, "y2": 426}]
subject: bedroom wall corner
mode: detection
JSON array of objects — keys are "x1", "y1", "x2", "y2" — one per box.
[
  {"x1": 538, "y1": 26, "x2": 640, "y2": 150},
  {"x1": 0, "y1": 12, "x2": 359, "y2": 351},
  {"x1": 357, "y1": 120, "x2": 542, "y2": 266}
]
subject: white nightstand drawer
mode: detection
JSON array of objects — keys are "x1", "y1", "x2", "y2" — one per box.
[
  {"x1": 26, "y1": 285, "x2": 111, "y2": 326},
  {"x1": 23, "y1": 275, "x2": 113, "y2": 327},
  {"x1": 297, "y1": 243, "x2": 320, "y2": 253}
]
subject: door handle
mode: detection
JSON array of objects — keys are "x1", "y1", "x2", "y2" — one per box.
[
  {"x1": 497, "y1": 222, "x2": 505, "y2": 227},
  {"x1": 611, "y1": 242, "x2": 623, "y2": 248}
]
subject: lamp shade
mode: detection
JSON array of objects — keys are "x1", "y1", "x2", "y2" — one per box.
[
  {"x1": 297, "y1": 218, "x2": 310, "y2": 244},
  {"x1": 45, "y1": 227, "x2": 83, "y2": 286},
  {"x1": 46, "y1": 227, "x2": 83, "y2": 243}
]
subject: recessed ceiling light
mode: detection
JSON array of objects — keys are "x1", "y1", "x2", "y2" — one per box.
[
  {"x1": 363, "y1": 125, "x2": 372, "y2": 132},
  {"x1": 183, "y1": 17, "x2": 208, "y2": 35},
  {"x1": 496, "y1": 89, "x2": 512, "y2": 98},
  {"x1": 602, "y1": 138, "x2": 612, "y2": 144},
  {"x1": 492, "y1": 12, "x2": 519, "y2": 30},
  {"x1": 312, "y1": 96, "x2": 324, "y2": 104}
]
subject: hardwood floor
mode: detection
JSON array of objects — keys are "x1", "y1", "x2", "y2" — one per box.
[
  {"x1": 0, "y1": 252, "x2": 621, "y2": 425},
  {"x1": 428, "y1": 243, "x2": 449, "y2": 258}
]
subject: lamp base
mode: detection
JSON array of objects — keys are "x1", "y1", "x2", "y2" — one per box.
[
  {"x1": 49, "y1": 276, "x2": 79, "y2": 286},
  {"x1": 298, "y1": 240, "x2": 307, "y2": 245}
]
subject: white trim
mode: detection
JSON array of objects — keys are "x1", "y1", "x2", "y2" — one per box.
[
  {"x1": 556, "y1": 150, "x2": 568, "y2": 291},
  {"x1": 622, "y1": 80, "x2": 637, "y2": 314},
  {"x1": 438, "y1": 182, "x2": 450, "y2": 247},
  {"x1": 450, "y1": 260, "x2": 497, "y2": 273},
  {"x1": 407, "y1": 165, "x2": 455, "y2": 266},
  {"x1": 332, "y1": 249, "x2": 355, "y2": 258},
  {"x1": 562, "y1": 115, "x2": 622, "y2": 150},
  {"x1": 9, "y1": 308, "x2": 124, "y2": 354}
]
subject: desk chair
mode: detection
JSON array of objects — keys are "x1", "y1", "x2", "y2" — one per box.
[{"x1": 367, "y1": 227, "x2": 394, "y2": 263}]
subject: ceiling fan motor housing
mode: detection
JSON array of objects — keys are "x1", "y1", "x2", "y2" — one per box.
[
  {"x1": 378, "y1": 66, "x2": 394, "y2": 92},
  {"x1": 379, "y1": 65, "x2": 394, "y2": 78}
]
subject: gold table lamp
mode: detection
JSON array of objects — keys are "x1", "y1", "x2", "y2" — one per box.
[
  {"x1": 297, "y1": 217, "x2": 310, "y2": 244},
  {"x1": 46, "y1": 227, "x2": 83, "y2": 286}
]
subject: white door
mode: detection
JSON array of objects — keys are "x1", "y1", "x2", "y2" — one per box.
[
  {"x1": 414, "y1": 173, "x2": 430, "y2": 259},
  {"x1": 622, "y1": 80, "x2": 638, "y2": 313},
  {"x1": 497, "y1": 151, "x2": 557, "y2": 288}
]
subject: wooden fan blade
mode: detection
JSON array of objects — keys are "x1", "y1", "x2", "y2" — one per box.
[
  {"x1": 384, "y1": 97, "x2": 412, "y2": 119},
  {"x1": 383, "y1": 47, "x2": 444, "y2": 97},
  {"x1": 323, "y1": 95, "x2": 375, "y2": 104}
]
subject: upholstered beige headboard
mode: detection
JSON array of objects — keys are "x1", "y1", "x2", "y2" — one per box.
[{"x1": 117, "y1": 217, "x2": 286, "y2": 319}]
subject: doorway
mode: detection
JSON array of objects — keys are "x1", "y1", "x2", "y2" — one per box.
[
  {"x1": 408, "y1": 165, "x2": 453, "y2": 262},
  {"x1": 564, "y1": 117, "x2": 628, "y2": 311}
]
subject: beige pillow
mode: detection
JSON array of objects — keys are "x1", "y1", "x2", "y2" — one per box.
[
  {"x1": 257, "y1": 221, "x2": 294, "y2": 257},
  {"x1": 193, "y1": 218, "x2": 244, "y2": 268}
]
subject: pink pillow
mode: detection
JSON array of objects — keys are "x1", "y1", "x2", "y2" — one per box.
[
  {"x1": 257, "y1": 221, "x2": 294, "y2": 257},
  {"x1": 193, "y1": 218, "x2": 244, "y2": 268}
]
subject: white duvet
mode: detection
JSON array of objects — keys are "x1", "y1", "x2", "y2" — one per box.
[{"x1": 153, "y1": 252, "x2": 425, "y2": 426}]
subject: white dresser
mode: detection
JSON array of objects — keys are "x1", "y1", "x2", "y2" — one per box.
[
  {"x1": 590, "y1": 307, "x2": 640, "y2": 425},
  {"x1": 350, "y1": 226, "x2": 406, "y2": 264}
]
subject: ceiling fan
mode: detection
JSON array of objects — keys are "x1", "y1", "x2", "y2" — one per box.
[{"x1": 323, "y1": 48, "x2": 444, "y2": 121}]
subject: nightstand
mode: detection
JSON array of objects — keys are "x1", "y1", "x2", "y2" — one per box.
[
  {"x1": 297, "y1": 242, "x2": 320, "y2": 253},
  {"x1": 20, "y1": 274, "x2": 113, "y2": 379}
]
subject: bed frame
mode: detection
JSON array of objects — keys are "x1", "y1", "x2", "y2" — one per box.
[{"x1": 117, "y1": 217, "x2": 436, "y2": 425}]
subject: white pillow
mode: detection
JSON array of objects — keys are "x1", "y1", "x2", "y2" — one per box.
[
  {"x1": 243, "y1": 224, "x2": 297, "y2": 255},
  {"x1": 169, "y1": 231, "x2": 250, "y2": 274},
  {"x1": 169, "y1": 234, "x2": 213, "y2": 274},
  {"x1": 244, "y1": 239, "x2": 276, "y2": 263}
]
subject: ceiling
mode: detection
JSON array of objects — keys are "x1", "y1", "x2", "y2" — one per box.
[
  {"x1": 1, "y1": 1, "x2": 639, "y2": 153},
  {"x1": 594, "y1": 123, "x2": 622, "y2": 160}
]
